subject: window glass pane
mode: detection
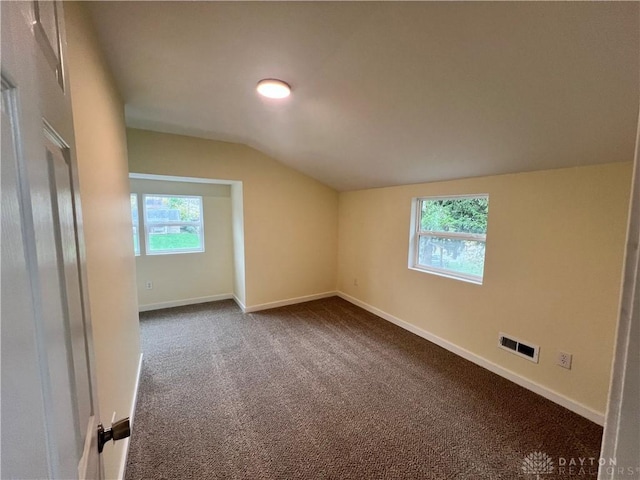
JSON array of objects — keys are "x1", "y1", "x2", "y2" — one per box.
[
  {"x1": 144, "y1": 195, "x2": 201, "y2": 223},
  {"x1": 143, "y1": 195, "x2": 204, "y2": 254},
  {"x1": 420, "y1": 197, "x2": 488, "y2": 234},
  {"x1": 147, "y1": 225, "x2": 202, "y2": 252},
  {"x1": 130, "y1": 194, "x2": 139, "y2": 256},
  {"x1": 133, "y1": 226, "x2": 140, "y2": 255},
  {"x1": 418, "y1": 236, "x2": 485, "y2": 278}
]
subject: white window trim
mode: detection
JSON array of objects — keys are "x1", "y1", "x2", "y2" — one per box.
[
  {"x1": 142, "y1": 194, "x2": 205, "y2": 255},
  {"x1": 408, "y1": 194, "x2": 488, "y2": 285}
]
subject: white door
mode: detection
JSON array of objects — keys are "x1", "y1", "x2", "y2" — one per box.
[{"x1": 2, "y1": 2, "x2": 101, "y2": 478}]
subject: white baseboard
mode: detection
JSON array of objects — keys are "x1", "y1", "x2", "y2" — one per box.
[
  {"x1": 233, "y1": 294, "x2": 247, "y2": 312},
  {"x1": 337, "y1": 291, "x2": 605, "y2": 426},
  {"x1": 243, "y1": 291, "x2": 337, "y2": 313},
  {"x1": 117, "y1": 353, "x2": 143, "y2": 480},
  {"x1": 138, "y1": 294, "x2": 233, "y2": 312}
]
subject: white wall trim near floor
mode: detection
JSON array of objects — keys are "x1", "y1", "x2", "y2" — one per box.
[
  {"x1": 138, "y1": 294, "x2": 234, "y2": 312},
  {"x1": 137, "y1": 289, "x2": 604, "y2": 425},
  {"x1": 117, "y1": 353, "x2": 144, "y2": 480},
  {"x1": 337, "y1": 291, "x2": 605, "y2": 426},
  {"x1": 242, "y1": 291, "x2": 337, "y2": 313},
  {"x1": 233, "y1": 295, "x2": 247, "y2": 312}
]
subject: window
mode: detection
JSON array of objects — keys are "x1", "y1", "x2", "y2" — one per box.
[
  {"x1": 409, "y1": 195, "x2": 489, "y2": 284},
  {"x1": 131, "y1": 194, "x2": 140, "y2": 256},
  {"x1": 142, "y1": 194, "x2": 204, "y2": 255}
]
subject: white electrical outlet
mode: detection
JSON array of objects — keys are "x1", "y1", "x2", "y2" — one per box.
[
  {"x1": 145, "y1": 281, "x2": 153, "y2": 290},
  {"x1": 557, "y1": 351, "x2": 572, "y2": 369}
]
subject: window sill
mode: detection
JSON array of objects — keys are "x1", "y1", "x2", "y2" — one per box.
[
  {"x1": 145, "y1": 249, "x2": 206, "y2": 256},
  {"x1": 408, "y1": 265, "x2": 483, "y2": 285}
]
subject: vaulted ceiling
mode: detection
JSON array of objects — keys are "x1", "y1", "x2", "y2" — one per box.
[{"x1": 87, "y1": 1, "x2": 639, "y2": 191}]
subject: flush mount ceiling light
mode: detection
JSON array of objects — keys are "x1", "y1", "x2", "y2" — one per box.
[{"x1": 256, "y1": 79, "x2": 291, "y2": 99}]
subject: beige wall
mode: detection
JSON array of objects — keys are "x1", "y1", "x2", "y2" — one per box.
[
  {"x1": 130, "y1": 179, "x2": 234, "y2": 308},
  {"x1": 337, "y1": 163, "x2": 632, "y2": 416},
  {"x1": 127, "y1": 128, "x2": 339, "y2": 308},
  {"x1": 65, "y1": 3, "x2": 141, "y2": 478}
]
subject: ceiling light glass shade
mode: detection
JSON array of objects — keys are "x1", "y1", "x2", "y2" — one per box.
[{"x1": 256, "y1": 79, "x2": 291, "y2": 99}]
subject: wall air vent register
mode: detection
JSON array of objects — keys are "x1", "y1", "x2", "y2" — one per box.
[{"x1": 499, "y1": 333, "x2": 539, "y2": 363}]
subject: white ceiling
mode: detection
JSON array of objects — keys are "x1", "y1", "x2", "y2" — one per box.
[{"x1": 87, "y1": 1, "x2": 639, "y2": 191}]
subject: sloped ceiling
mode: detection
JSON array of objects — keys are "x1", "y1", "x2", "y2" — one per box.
[{"x1": 86, "y1": 1, "x2": 639, "y2": 191}]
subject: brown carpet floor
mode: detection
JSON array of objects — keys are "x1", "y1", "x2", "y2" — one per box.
[{"x1": 125, "y1": 297, "x2": 603, "y2": 479}]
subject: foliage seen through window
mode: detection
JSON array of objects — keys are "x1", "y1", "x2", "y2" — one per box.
[
  {"x1": 412, "y1": 196, "x2": 489, "y2": 283},
  {"x1": 143, "y1": 195, "x2": 204, "y2": 254}
]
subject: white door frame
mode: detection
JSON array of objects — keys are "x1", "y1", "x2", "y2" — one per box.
[{"x1": 599, "y1": 109, "x2": 640, "y2": 477}]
